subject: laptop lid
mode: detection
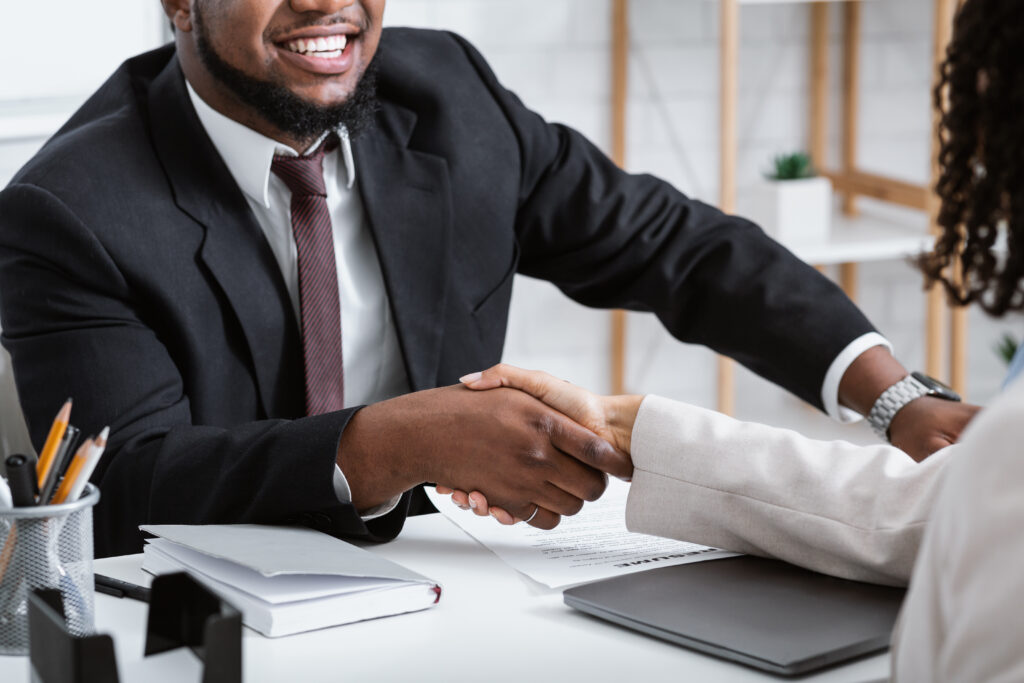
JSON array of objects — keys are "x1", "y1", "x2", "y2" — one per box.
[{"x1": 563, "y1": 555, "x2": 905, "y2": 677}]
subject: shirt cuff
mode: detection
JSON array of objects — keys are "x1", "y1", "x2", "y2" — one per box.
[
  {"x1": 821, "y1": 332, "x2": 894, "y2": 423},
  {"x1": 332, "y1": 465, "x2": 402, "y2": 521}
]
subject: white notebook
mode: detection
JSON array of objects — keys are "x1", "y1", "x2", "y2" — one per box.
[{"x1": 140, "y1": 524, "x2": 441, "y2": 637}]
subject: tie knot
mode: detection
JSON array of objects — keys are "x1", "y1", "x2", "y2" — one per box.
[{"x1": 271, "y1": 135, "x2": 338, "y2": 198}]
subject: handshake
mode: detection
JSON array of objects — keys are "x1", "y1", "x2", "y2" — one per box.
[
  {"x1": 343, "y1": 358, "x2": 976, "y2": 528},
  {"x1": 434, "y1": 365, "x2": 644, "y2": 529}
]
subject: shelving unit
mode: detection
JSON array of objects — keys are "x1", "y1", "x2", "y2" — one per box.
[
  {"x1": 609, "y1": 0, "x2": 963, "y2": 411},
  {"x1": 783, "y1": 209, "x2": 932, "y2": 266}
]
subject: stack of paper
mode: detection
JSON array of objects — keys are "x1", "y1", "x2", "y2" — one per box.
[{"x1": 140, "y1": 524, "x2": 440, "y2": 637}]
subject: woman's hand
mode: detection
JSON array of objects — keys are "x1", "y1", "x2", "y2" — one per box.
[{"x1": 435, "y1": 364, "x2": 643, "y2": 525}]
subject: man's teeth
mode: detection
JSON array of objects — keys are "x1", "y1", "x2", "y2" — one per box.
[{"x1": 285, "y1": 35, "x2": 347, "y2": 57}]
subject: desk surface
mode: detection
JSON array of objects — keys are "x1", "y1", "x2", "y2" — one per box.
[{"x1": 0, "y1": 514, "x2": 890, "y2": 682}]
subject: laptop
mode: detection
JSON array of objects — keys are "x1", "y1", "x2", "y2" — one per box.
[{"x1": 563, "y1": 555, "x2": 905, "y2": 677}]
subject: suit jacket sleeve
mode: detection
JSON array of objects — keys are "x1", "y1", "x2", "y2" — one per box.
[
  {"x1": 0, "y1": 183, "x2": 410, "y2": 557},
  {"x1": 625, "y1": 395, "x2": 952, "y2": 586},
  {"x1": 447, "y1": 33, "x2": 876, "y2": 410}
]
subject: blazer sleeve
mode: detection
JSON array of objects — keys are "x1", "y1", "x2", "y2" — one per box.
[
  {"x1": 0, "y1": 183, "x2": 410, "y2": 557},
  {"x1": 447, "y1": 32, "x2": 876, "y2": 411},
  {"x1": 892, "y1": 381, "x2": 1024, "y2": 681},
  {"x1": 625, "y1": 395, "x2": 953, "y2": 586}
]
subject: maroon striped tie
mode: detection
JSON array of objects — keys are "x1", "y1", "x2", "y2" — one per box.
[{"x1": 271, "y1": 138, "x2": 344, "y2": 415}]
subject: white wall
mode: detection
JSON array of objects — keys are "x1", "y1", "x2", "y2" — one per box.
[
  {"x1": 0, "y1": 3, "x2": 166, "y2": 101},
  {"x1": 0, "y1": 0, "x2": 1015, "y2": 436},
  {"x1": 0, "y1": 2, "x2": 166, "y2": 182}
]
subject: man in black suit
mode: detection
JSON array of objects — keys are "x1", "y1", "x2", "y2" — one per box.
[{"x1": 0, "y1": 0, "x2": 977, "y2": 557}]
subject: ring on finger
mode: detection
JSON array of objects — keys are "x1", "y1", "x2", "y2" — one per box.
[{"x1": 524, "y1": 505, "x2": 540, "y2": 523}]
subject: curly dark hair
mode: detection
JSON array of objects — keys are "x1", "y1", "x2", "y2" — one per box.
[{"x1": 920, "y1": 0, "x2": 1024, "y2": 316}]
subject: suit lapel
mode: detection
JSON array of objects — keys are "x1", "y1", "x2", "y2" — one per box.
[
  {"x1": 147, "y1": 56, "x2": 304, "y2": 418},
  {"x1": 353, "y1": 104, "x2": 451, "y2": 392}
]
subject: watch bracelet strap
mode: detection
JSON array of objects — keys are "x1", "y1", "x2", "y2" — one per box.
[{"x1": 867, "y1": 375, "x2": 930, "y2": 441}]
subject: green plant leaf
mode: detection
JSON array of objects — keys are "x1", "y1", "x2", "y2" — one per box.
[
  {"x1": 995, "y1": 332, "x2": 1019, "y2": 366},
  {"x1": 767, "y1": 152, "x2": 816, "y2": 181}
]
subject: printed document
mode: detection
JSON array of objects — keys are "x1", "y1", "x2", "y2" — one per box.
[{"x1": 425, "y1": 479, "x2": 738, "y2": 588}]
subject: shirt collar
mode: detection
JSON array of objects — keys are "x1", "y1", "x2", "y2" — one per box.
[{"x1": 185, "y1": 80, "x2": 357, "y2": 208}]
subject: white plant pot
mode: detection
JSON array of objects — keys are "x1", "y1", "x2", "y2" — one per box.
[{"x1": 748, "y1": 176, "x2": 833, "y2": 245}]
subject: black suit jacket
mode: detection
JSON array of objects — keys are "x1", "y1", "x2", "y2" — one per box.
[{"x1": 0, "y1": 30, "x2": 874, "y2": 557}]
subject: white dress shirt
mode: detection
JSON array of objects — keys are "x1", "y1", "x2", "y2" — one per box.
[
  {"x1": 822, "y1": 331, "x2": 892, "y2": 422},
  {"x1": 186, "y1": 83, "x2": 408, "y2": 518}
]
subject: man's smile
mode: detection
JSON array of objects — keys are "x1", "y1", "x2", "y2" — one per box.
[
  {"x1": 285, "y1": 34, "x2": 348, "y2": 58},
  {"x1": 273, "y1": 25, "x2": 361, "y2": 75}
]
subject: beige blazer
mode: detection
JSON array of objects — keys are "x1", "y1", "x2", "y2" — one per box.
[
  {"x1": 625, "y1": 395, "x2": 951, "y2": 586},
  {"x1": 892, "y1": 380, "x2": 1024, "y2": 682},
  {"x1": 623, "y1": 386, "x2": 1024, "y2": 681}
]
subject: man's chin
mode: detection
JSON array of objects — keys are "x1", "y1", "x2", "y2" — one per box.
[{"x1": 279, "y1": 80, "x2": 362, "y2": 112}]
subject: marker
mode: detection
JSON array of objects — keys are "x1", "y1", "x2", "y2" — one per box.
[{"x1": 5, "y1": 454, "x2": 38, "y2": 507}]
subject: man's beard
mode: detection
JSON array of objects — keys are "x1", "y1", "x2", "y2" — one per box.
[{"x1": 193, "y1": 4, "x2": 379, "y2": 142}]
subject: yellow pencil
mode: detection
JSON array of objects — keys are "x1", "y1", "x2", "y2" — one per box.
[
  {"x1": 50, "y1": 438, "x2": 94, "y2": 505},
  {"x1": 59, "y1": 427, "x2": 109, "y2": 505},
  {"x1": 35, "y1": 398, "x2": 72, "y2": 489}
]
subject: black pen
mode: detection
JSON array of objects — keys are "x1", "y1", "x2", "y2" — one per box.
[{"x1": 94, "y1": 574, "x2": 151, "y2": 603}]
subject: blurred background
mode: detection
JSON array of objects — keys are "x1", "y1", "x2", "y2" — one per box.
[{"x1": 1, "y1": 0, "x2": 1015, "y2": 448}]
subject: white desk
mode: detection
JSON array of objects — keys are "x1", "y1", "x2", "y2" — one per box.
[{"x1": 0, "y1": 514, "x2": 890, "y2": 682}]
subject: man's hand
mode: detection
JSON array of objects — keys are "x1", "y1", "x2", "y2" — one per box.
[
  {"x1": 437, "y1": 365, "x2": 643, "y2": 524},
  {"x1": 459, "y1": 365, "x2": 641, "y2": 453},
  {"x1": 839, "y1": 345, "x2": 980, "y2": 460},
  {"x1": 888, "y1": 396, "x2": 980, "y2": 462},
  {"x1": 337, "y1": 384, "x2": 630, "y2": 529}
]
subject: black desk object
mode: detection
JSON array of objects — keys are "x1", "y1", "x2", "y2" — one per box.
[{"x1": 28, "y1": 572, "x2": 242, "y2": 683}]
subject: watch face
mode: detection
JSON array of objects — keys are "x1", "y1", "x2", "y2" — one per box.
[{"x1": 911, "y1": 372, "x2": 962, "y2": 402}]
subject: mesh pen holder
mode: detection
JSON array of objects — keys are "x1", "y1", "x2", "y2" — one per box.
[{"x1": 0, "y1": 483, "x2": 99, "y2": 655}]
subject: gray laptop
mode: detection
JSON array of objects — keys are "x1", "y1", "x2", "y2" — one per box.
[{"x1": 563, "y1": 556, "x2": 905, "y2": 677}]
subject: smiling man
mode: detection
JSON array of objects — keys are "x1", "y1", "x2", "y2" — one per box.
[{"x1": 0, "y1": 0, "x2": 978, "y2": 557}]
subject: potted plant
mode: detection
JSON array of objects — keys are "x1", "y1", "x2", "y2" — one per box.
[
  {"x1": 748, "y1": 152, "x2": 833, "y2": 244},
  {"x1": 996, "y1": 333, "x2": 1019, "y2": 366}
]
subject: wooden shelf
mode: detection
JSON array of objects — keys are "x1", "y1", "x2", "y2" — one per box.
[{"x1": 781, "y1": 209, "x2": 932, "y2": 266}]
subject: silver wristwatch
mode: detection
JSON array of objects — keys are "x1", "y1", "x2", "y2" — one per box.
[{"x1": 867, "y1": 372, "x2": 962, "y2": 441}]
